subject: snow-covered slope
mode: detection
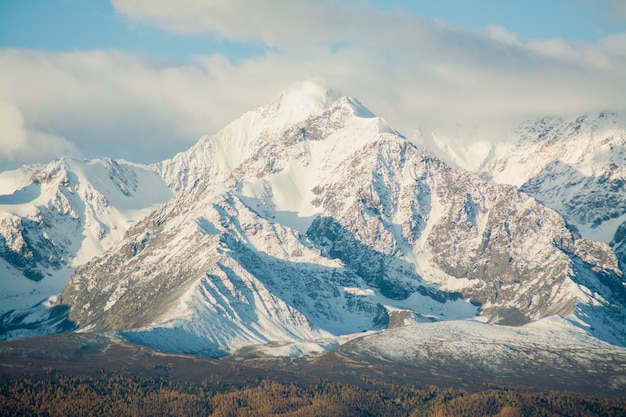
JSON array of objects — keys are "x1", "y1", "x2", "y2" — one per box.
[
  {"x1": 59, "y1": 86, "x2": 626, "y2": 356},
  {"x1": 0, "y1": 157, "x2": 173, "y2": 339},
  {"x1": 417, "y1": 112, "x2": 626, "y2": 270},
  {"x1": 153, "y1": 80, "x2": 339, "y2": 192},
  {"x1": 319, "y1": 316, "x2": 626, "y2": 394}
]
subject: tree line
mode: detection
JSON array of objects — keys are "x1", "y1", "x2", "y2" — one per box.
[{"x1": 1, "y1": 373, "x2": 624, "y2": 416}]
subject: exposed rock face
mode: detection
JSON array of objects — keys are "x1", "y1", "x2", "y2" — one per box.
[
  {"x1": 0, "y1": 157, "x2": 172, "y2": 340},
  {"x1": 511, "y1": 114, "x2": 626, "y2": 274},
  {"x1": 421, "y1": 112, "x2": 626, "y2": 274},
  {"x1": 59, "y1": 88, "x2": 626, "y2": 354}
]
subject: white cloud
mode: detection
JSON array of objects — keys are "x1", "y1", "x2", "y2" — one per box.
[
  {"x1": 0, "y1": 101, "x2": 80, "y2": 168},
  {"x1": 0, "y1": 1, "x2": 625, "y2": 170},
  {"x1": 111, "y1": 0, "x2": 379, "y2": 45},
  {"x1": 0, "y1": 49, "x2": 252, "y2": 169},
  {"x1": 102, "y1": 0, "x2": 626, "y2": 120}
]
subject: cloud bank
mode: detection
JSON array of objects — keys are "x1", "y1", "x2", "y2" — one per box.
[{"x1": 1, "y1": 0, "x2": 625, "y2": 170}]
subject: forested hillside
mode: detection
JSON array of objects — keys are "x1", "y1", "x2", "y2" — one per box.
[{"x1": 1, "y1": 373, "x2": 624, "y2": 417}]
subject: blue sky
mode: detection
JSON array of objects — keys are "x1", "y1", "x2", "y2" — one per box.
[
  {"x1": 0, "y1": 0, "x2": 266, "y2": 61},
  {"x1": 371, "y1": 0, "x2": 624, "y2": 41},
  {"x1": 1, "y1": 0, "x2": 625, "y2": 169},
  {"x1": 2, "y1": 0, "x2": 623, "y2": 60}
]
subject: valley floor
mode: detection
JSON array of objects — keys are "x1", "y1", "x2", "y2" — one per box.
[{"x1": 1, "y1": 332, "x2": 625, "y2": 416}]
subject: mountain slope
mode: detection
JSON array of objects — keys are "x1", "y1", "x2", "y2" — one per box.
[
  {"x1": 0, "y1": 157, "x2": 172, "y2": 339},
  {"x1": 59, "y1": 87, "x2": 626, "y2": 355},
  {"x1": 417, "y1": 112, "x2": 626, "y2": 271},
  {"x1": 153, "y1": 81, "x2": 339, "y2": 192},
  {"x1": 305, "y1": 316, "x2": 626, "y2": 395}
]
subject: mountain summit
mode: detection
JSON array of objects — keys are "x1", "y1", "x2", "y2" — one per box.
[
  {"x1": 154, "y1": 80, "x2": 341, "y2": 192},
  {"x1": 53, "y1": 85, "x2": 626, "y2": 355},
  {"x1": 2, "y1": 83, "x2": 625, "y2": 393},
  {"x1": 0, "y1": 157, "x2": 172, "y2": 339}
]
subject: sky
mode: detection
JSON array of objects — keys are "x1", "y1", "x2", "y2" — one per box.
[{"x1": 1, "y1": 0, "x2": 625, "y2": 170}]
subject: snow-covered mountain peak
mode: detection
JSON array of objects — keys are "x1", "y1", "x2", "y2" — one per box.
[
  {"x1": 154, "y1": 85, "x2": 395, "y2": 192},
  {"x1": 56, "y1": 89, "x2": 626, "y2": 354},
  {"x1": 5, "y1": 84, "x2": 626, "y2": 365},
  {"x1": 0, "y1": 157, "x2": 172, "y2": 339},
  {"x1": 225, "y1": 94, "x2": 405, "y2": 230},
  {"x1": 488, "y1": 112, "x2": 626, "y2": 246},
  {"x1": 414, "y1": 112, "x2": 626, "y2": 241},
  {"x1": 154, "y1": 82, "x2": 340, "y2": 192},
  {"x1": 485, "y1": 111, "x2": 625, "y2": 185},
  {"x1": 410, "y1": 110, "x2": 626, "y2": 288}
]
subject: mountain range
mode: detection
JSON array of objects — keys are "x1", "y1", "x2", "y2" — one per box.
[{"x1": 1, "y1": 81, "x2": 625, "y2": 393}]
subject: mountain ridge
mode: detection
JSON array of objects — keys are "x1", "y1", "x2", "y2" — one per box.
[
  {"x1": 414, "y1": 111, "x2": 626, "y2": 253},
  {"x1": 53, "y1": 86, "x2": 626, "y2": 356},
  {"x1": 1, "y1": 82, "x2": 625, "y2": 396},
  {"x1": 0, "y1": 156, "x2": 172, "y2": 339}
]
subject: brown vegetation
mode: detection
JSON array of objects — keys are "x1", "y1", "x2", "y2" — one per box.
[{"x1": 1, "y1": 372, "x2": 624, "y2": 417}]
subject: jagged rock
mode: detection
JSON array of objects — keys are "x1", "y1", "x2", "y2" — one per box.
[
  {"x1": 56, "y1": 86, "x2": 626, "y2": 354},
  {"x1": 0, "y1": 157, "x2": 172, "y2": 340}
]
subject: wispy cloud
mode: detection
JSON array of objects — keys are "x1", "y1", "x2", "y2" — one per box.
[
  {"x1": 0, "y1": 100, "x2": 79, "y2": 165},
  {"x1": 1, "y1": 0, "x2": 624, "y2": 170}
]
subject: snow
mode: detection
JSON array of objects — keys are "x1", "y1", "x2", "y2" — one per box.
[
  {"x1": 248, "y1": 332, "x2": 368, "y2": 358},
  {"x1": 226, "y1": 313, "x2": 626, "y2": 362},
  {"x1": 578, "y1": 212, "x2": 626, "y2": 244},
  {"x1": 351, "y1": 315, "x2": 625, "y2": 367},
  {"x1": 155, "y1": 80, "x2": 337, "y2": 192},
  {"x1": 430, "y1": 112, "x2": 626, "y2": 245},
  {"x1": 0, "y1": 257, "x2": 73, "y2": 311},
  {"x1": 117, "y1": 93, "x2": 621, "y2": 355},
  {"x1": 0, "y1": 182, "x2": 41, "y2": 206},
  {"x1": 440, "y1": 276, "x2": 480, "y2": 291},
  {"x1": 234, "y1": 98, "x2": 403, "y2": 235},
  {"x1": 237, "y1": 161, "x2": 322, "y2": 234},
  {"x1": 343, "y1": 287, "x2": 376, "y2": 296},
  {"x1": 0, "y1": 157, "x2": 173, "y2": 337},
  {"x1": 4, "y1": 82, "x2": 625, "y2": 367},
  {"x1": 274, "y1": 80, "x2": 338, "y2": 127},
  {"x1": 120, "y1": 266, "x2": 334, "y2": 355},
  {"x1": 411, "y1": 124, "x2": 509, "y2": 175},
  {"x1": 0, "y1": 165, "x2": 39, "y2": 195}
]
